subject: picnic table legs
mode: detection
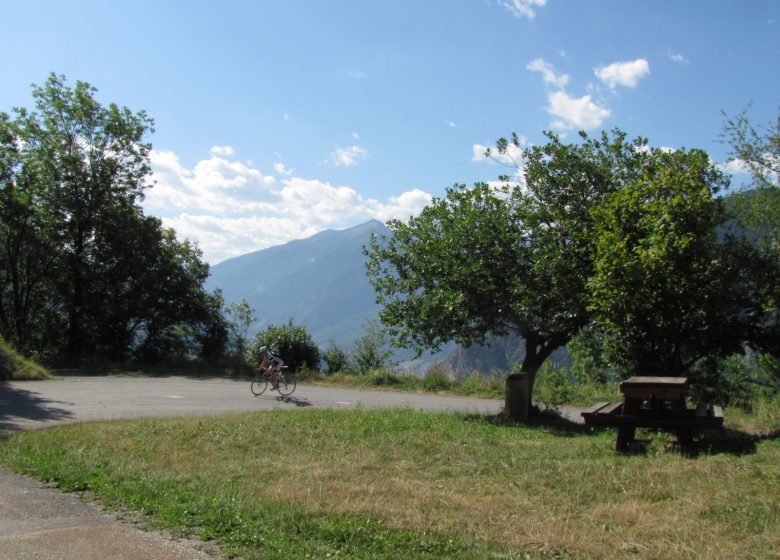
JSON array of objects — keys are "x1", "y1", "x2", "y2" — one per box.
[
  {"x1": 670, "y1": 398, "x2": 693, "y2": 450},
  {"x1": 616, "y1": 398, "x2": 640, "y2": 452}
]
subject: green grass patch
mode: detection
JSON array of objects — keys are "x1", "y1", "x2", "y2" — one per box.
[
  {"x1": 0, "y1": 338, "x2": 51, "y2": 380},
  {"x1": 1, "y1": 408, "x2": 778, "y2": 559}
]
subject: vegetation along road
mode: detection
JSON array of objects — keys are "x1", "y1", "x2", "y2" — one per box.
[{"x1": 0, "y1": 375, "x2": 509, "y2": 435}]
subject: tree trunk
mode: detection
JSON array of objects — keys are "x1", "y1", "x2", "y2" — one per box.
[
  {"x1": 504, "y1": 332, "x2": 568, "y2": 422},
  {"x1": 505, "y1": 370, "x2": 535, "y2": 422}
]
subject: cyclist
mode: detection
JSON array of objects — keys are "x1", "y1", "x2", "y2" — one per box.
[{"x1": 257, "y1": 346, "x2": 285, "y2": 389}]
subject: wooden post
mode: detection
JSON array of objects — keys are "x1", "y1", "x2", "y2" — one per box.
[{"x1": 506, "y1": 373, "x2": 531, "y2": 422}]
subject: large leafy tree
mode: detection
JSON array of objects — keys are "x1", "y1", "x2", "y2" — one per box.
[
  {"x1": 588, "y1": 148, "x2": 778, "y2": 380},
  {"x1": 15, "y1": 73, "x2": 154, "y2": 361},
  {"x1": 366, "y1": 130, "x2": 652, "y2": 416},
  {"x1": 0, "y1": 74, "x2": 225, "y2": 364}
]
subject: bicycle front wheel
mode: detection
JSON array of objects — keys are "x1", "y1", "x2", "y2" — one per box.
[
  {"x1": 276, "y1": 373, "x2": 296, "y2": 396},
  {"x1": 251, "y1": 375, "x2": 269, "y2": 396}
]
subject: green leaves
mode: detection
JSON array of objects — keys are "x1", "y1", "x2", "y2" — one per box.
[
  {"x1": 588, "y1": 147, "x2": 776, "y2": 378},
  {"x1": 366, "y1": 130, "x2": 652, "y2": 378},
  {"x1": 248, "y1": 319, "x2": 320, "y2": 372},
  {"x1": 0, "y1": 74, "x2": 223, "y2": 364}
]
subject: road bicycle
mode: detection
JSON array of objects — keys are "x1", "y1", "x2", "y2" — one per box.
[{"x1": 251, "y1": 365, "x2": 296, "y2": 397}]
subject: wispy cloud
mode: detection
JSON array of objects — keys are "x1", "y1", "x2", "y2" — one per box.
[
  {"x1": 665, "y1": 48, "x2": 689, "y2": 65},
  {"x1": 498, "y1": 0, "x2": 547, "y2": 19},
  {"x1": 210, "y1": 145, "x2": 234, "y2": 156},
  {"x1": 145, "y1": 147, "x2": 430, "y2": 263},
  {"x1": 527, "y1": 58, "x2": 570, "y2": 88},
  {"x1": 595, "y1": 59, "x2": 650, "y2": 89},
  {"x1": 274, "y1": 162, "x2": 294, "y2": 176},
  {"x1": 330, "y1": 145, "x2": 369, "y2": 167}
]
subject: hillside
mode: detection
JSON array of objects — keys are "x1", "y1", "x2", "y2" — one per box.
[{"x1": 207, "y1": 220, "x2": 388, "y2": 350}]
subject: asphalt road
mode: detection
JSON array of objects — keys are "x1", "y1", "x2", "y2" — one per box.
[{"x1": 1, "y1": 375, "x2": 505, "y2": 435}]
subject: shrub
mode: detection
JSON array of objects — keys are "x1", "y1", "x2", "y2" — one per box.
[
  {"x1": 532, "y1": 362, "x2": 574, "y2": 407},
  {"x1": 351, "y1": 321, "x2": 394, "y2": 374},
  {"x1": 248, "y1": 319, "x2": 320, "y2": 372},
  {"x1": 422, "y1": 364, "x2": 453, "y2": 391},
  {"x1": 322, "y1": 342, "x2": 349, "y2": 374}
]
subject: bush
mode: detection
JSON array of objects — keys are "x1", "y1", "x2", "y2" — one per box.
[
  {"x1": 322, "y1": 342, "x2": 349, "y2": 374},
  {"x1": 452, "y1": 371, "x2": 505, "y2": 398},
  {"x1": 422, "y1": 364, "x2": 453, "y2": 392},
  {"x1": 532, "y1": 362, "x2": 574, "y2": 407},
  {"x1": 371, "y1": 370, "x2": 404, "y2": 386},
  {"x1": 689, "y1": 352, "x2": 780, "y2": 408},
  {"x1": 248, "y1": 320, "x2": 320, "y2": 372},
  {"x1": 351, "y1": 321, "x2": 393, "y2": 374}
]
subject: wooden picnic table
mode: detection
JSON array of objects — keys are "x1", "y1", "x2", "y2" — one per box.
[{"x1": 582, "y1": 376, "x2": 723, "y2": 452}]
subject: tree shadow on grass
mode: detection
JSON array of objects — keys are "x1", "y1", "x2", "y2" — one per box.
[
  {"x1": 462, "y1": 406, "x2": 778, "y2": 458},
  {"x1": 463, "y1": 405, "x2": 601, "y2": 437},
  {"x1": 688, "y1": 427, "x2": 779, "y2": 457},
  {"x1": 0, "y1": 381, "x2": 75, "y2": 437}
]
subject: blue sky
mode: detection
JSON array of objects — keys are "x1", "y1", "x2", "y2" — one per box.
[{"x1": 2, "y1": 0, "x2": 778, "y2": 263}]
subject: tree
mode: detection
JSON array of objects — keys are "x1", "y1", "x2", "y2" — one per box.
[
  {"x1": 366, "y1": 130, "x2": 652, "y2": 418},
  {"x1": 17, "y1": 74, "x2": 155, "y2": 362},
  {"x1": 248, "y1": 319, "x2": 320, "y2": 372},
  {"x1": 588, "y1": 147, "x2": 779, "y2": 385},
  {"x1": 0, "y1": 74, "x2": 227, "y2": 365},
  {"x1": 351, "y1": 320, "x2": 393, "y2": 374},
  {"x1": 720, "y1": 106, "x2": 780, "y2": 374},
  {"x1": 225, "y1": 299, "x2": 256, "y2": 358},
  {"x1": 322, "y1": 341, "x2": 349, "y2": 374}
]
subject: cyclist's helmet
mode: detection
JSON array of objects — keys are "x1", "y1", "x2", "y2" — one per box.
[{"x1": 259, "y1": 346, "x2": 267, "y2": 353}]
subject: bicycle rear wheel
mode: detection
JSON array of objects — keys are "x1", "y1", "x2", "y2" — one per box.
[
  {"x1": 251, "y1": 374, "x2": 269, "y2": 396},
  {"x1": 276, "y1": 373, "x2": 296, "y2": 396}
]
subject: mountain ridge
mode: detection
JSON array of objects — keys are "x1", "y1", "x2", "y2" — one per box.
[{"x1": 206, "y1": 220, "x2": 389, "y2": 351}]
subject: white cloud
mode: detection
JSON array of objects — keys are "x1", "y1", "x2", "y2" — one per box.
[
  {"x1": 718, "y1": 158, "x2": 752, "y2": 176},
  {"x1": 595, "y1": 59, "x2": 650, "y2": 89},
  {"x1": 330, "y1": 145, "x2": 369, "y2": 167},
  {"x1": 146, "y1": 148, "x2": 431, "y2": 264},
  {"x1": 665, "y1": 49, "x2": 689, "y2": 65},
  {"x1": 498, "y1": 0, "x2": 547, "y2": 19},
  {"x1": 210, "y1": 145, "x2": 234, "y2": 156},
  {"x1": 527, "y1": 58, "x2": 570, "y2": 88},
  {"x1": 547, "y1": 90, "x2": 611, "y2": 130},
  {"x1": 447, "y1": 121, "x2": 457, "y2": 128},
  {"x1": 352, "y1": 131, "x2": 360, "y2": 140},
  {"x1": 273, "y1": 162, "x2": 294, "y2": 176}
]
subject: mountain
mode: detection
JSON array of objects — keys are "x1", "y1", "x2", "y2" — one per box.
[{"x1": 206, "y1": 220, "x2": 389, "y2": 350}]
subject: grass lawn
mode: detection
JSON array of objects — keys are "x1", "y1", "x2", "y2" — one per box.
[{"x1": 0, "y1": 408, "x2": 778, "y2": 559}]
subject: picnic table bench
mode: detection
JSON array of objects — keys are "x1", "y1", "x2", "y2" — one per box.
[{"x1": 581, "y1": 376, "x2": 723, "y2": 452}]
